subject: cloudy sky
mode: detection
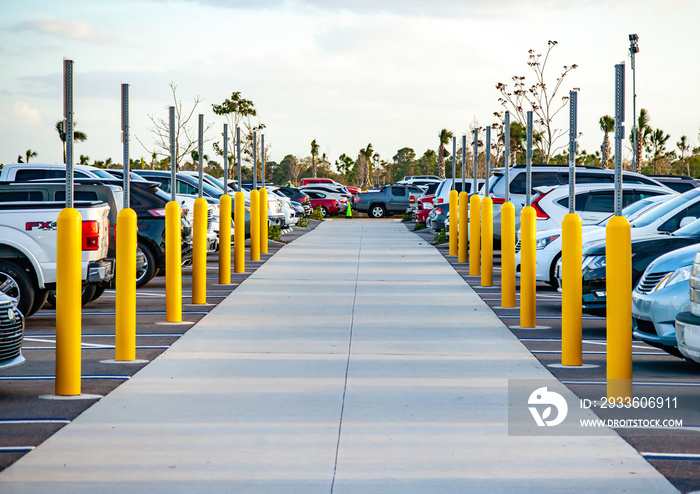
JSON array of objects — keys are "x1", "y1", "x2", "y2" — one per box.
[{"x1": 1, "y1": 0, "x2": 697, "y2": 169}]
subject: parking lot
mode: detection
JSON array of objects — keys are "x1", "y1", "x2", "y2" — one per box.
[
  {"x1": 0, "y1": 222, "x2": 318, "y2": 472},
  {"x1": 410, "y1": 221, "x2": 700, "y2": 493}
]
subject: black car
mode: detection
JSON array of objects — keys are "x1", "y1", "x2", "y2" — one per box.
[
  {"x1": 275, "y1": 187, "x2": 312, "y2": 216},
  {"x1": 649, "y1": 175, "x2": 700, "y2": 193},
  {"x1": 581, "y1": 219, "x2": 700, "y2": 315},
  {"x1": 133, "y1": 169, "x2": 251, "y2": 238}
]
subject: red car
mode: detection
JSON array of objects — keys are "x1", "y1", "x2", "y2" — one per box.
[
  {"x1": 414, "y1": 194, "x2": 435, "y2": 223},
  {"x1": 305, "y1": 190, "x2": 342, "y2": 217}
]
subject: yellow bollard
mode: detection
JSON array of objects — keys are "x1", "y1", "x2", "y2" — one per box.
[
  {"x1": 469, "y1": 194, "x2": 481, "y2": 275},
  {"x1": 481, "y1": 197, "x2": 493, "y2": 287},
  {"x1": 165, "y1": 201, "x2": 182, "y2": 322},
  {"x1": 260, "y1": 188, "x2": 268, "y2": 254},
  {"x1": 458, "y1": 191, "x2": 468, "y2": 263},
  {"x1": 501, "y1": 202, "x2": 516, "y2": 308},
  {"x1": 219, "y1": 194, "x2": 232, "y2": 284},
  {"x1": 250, "y1": 189, "x2": 260, "y2": 261},
  {"x1": 606, "y1": 215, "x2": 633, "y2": 401},
  {"x1": 561, "y1": 212, "x2": 582, "y2": 366},
  {"x1": 56, "y1": 208, "x2": 82, "y2": 396},
  {"x1": 115, "y1": 208, "x2": 137, "y2": 361},
  {"x1": 520, "y1": 206, "x2": 536, "y2": 328},
  {"x1": 192, "y1": 197, "x2": 208, "y2": 304},
  {"x1": 234, "y1": 192, "x2": 245, "y2": 273},
  {"x1": 449, "y1": 189, "x2": 458, "y2": 256}
]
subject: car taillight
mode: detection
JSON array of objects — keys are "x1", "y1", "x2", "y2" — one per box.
[
  {"x1": 409, "y1": 196, "x2": 415, "y2": 204},
  {"x1": 531, "y1": 192, "x2": 550, "y2": 220},
  {"x1": 434, "y1": 207, "x2": 443, "y2": 215},
  {"x1": 436, "y1": 198, "x2": 444, "y2": 204},
  {"x1": 148, "y1": 208, "x2": 167, "y2": 217},
  {"x1": 333, "y1": 201, "x2": 338, "y2": 206},
  {"x1": 491, "y1": 196, "x2": 505, "y2": 204},
  {"x1": 353, "y1": 196, "x2": 360, "y2": 203},
  {"x1": 82, "y1": 220, "x2": 100, "y2": 251}
]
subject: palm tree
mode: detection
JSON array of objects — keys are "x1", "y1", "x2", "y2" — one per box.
[
  {"x1": 25, "y1": 149, "x2": 38, "y2": 163},
  {"x1": 310, "y1": 139, "x2": 319, "y2": 178},
  {"x1": 509, "y1": 122, "x2": 526, "y2": 165},
  {"x1": 79, "y1": 154, "x2": 90, "y2": 165},
  {"x1": 55, "y1": 120, "x2": 87, "y2": 164},
  {"x1": 677, "y1": 135, "x2": 690, "y2": 175},
  {"x1": 648, "y1": 128, "x2": 670, "y2": 175},
  {"x1": 190, "y1": 150, "x2": 209, "y2": 171},
  {"x1": 437, "y1": 129, "x2": 453, "y2": 179},
  {"x1": 599, "y1": 115, "x2": 615, "y2": 168},
  {"x1": 629, "y1": 108, "x2": 651, "y2": 171},
  {"x1": 359, "y1": 143, "x2": 374, "y2": 188}
]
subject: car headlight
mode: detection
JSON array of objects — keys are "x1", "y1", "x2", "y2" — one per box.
[
  {"x1": 536, "y1": 234, "x2": 560, "y2": 250},
  {"x1": 582, "y1": 255, "x2": 606, "y2": 270},
  {"x1": 653, "y1": 265, "x2": 692, "y2": 292}
]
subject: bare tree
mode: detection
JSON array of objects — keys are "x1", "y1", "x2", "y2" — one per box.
[
  {"x1": 136, "y1": 82, "x2": 213, "y2": 170},
  {"x1": 496, "y1": 40, "x2": 577, "y2": 163},
  {"x1": 212, "y1": 91, "x2": 256, "y2": 178}
]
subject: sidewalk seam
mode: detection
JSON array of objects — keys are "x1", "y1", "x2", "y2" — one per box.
[{"x1": 330, "y1": 224, "x2": 364, "y2": 493}]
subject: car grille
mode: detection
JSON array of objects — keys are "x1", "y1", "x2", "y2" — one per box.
[
  {"x1": 636, "y1": 271, "x2": 670, "y2": 294},
  {"x1": 515, "y1": 239, "x2": 521, "y2": 253},
  {"x1": 634, "y1": 318, "x2": 657, "y2": 336},
  {"x1": 0, "y1": 302, "x2": 23, "y2": 362}
]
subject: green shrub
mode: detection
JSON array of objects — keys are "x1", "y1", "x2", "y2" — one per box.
[
  {"x1": 268, "y1": 225, "x2": 282, "y2": 241},
  {"x1": 433, "y1": 228, "x2": 447, "y2": 244},
  {"x1": 413, "y1": 222, "x2": 427, "y2": 231},
  {"x1": 402, "y1": 212, "x2": 413, "y2": 222},
  {"x1": 297, "y1": 216, "x2": 310, "y2": 228},
  {"x1": 311, "y1": 206, "x2": 324, "y2": 221}
]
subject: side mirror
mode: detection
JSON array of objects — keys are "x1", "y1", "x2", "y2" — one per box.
[{"x1": 680, "y1": 216, "x2": 697, "y2": 228}]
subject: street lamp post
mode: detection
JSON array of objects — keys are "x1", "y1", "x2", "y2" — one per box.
[{"x1": 629, "y1": 34, "x2": 639, "y2": 173}]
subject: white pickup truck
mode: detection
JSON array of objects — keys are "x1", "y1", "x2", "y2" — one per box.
[{"x1": 0, "y1": 201, "x2": 113, "y2": 317}]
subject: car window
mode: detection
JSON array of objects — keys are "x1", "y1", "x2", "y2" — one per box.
[
  {"x1": 674, "y1": 218, "x2": 700, "y2": 236},
  {"x1": 509, "y1": 172, "x2": 560, "y2": 194},
  {"x1": 392, "y1": 186, "x2": 406, "y2": 196},
  {"x1": 15, "y1": 169, "x2": 57, "y2": 180},
  {"x1": 489, "y1": 174, "x2": 506, "y2": 196},
  {"x1": 0, "y1": 190, "x2": 43, "y2": 201},
  {"x1": 55, "y1": 191, "x2": 100, "y2": 202},
  {"x1": 664, "y1": 182, "x2": 694, "y2": 193},
  {"x1": 74, "y1": 171, "x2": 91, "y2": 178},
  {"x1": 659, "y1": 201, "x2": 700, "y2": 232},
  {"x1": 556, "y1": 192, "x2": 589, "y2": 210},
  {"x1": 576, "y1": 172, "x2": 613, "y2": 184},
  {"x1": 176, "y1": 180, "x2": 198, "y2": 195}
]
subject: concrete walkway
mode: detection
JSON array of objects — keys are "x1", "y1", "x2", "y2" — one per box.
[{"x1": 0, "y1": 221, "x2": 677, "y2": 493}]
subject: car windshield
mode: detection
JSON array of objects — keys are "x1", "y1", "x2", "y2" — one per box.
[
  {"x1": 89, "y1": 168, "x2": 118, "y2": 179},
  {"x1": 631, "y1": 189, "x2": 700, "y2": 228}
]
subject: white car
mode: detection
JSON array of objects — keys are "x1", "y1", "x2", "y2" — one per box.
[
  {"x1": 268, "y1": 186, "x2": 300, "y2": 228},
  {"x1": 529, "y1": 183, "x2": 672, "y2": 232},
  {"x1": 516, "y1": 194, "x2": 676, "y2": 287}
]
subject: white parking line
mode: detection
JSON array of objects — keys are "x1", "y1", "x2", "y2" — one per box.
[{"x1": 642, "y1": 452, "x2": 700, "y2": 461}]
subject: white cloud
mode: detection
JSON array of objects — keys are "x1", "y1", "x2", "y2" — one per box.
[
  {"x1": 12, "y1": 101, "x2": 42, "y2": 126},
  {"x1": 12, "y1": 18, "x2": 113, "y2": 44}
]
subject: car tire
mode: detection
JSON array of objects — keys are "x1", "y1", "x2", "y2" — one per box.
[
  {"x1": 0, "y1": 260, "x2": 35, "y2": 317},
  {"x1": 136, "y1": 242, "x2": 158, "y2": 288},
  {"x1": 90, "y1": 284, "x2": 106, "y2": 302},
  {"x1": 548, "y1": 253, "x2": 562, "y2": 289},
  {"x1": 28, "y1": 289, "x2": 48, "y2": 316},
  {"x1": 370, "y1": 204, "x2": 386, "y2": 218},
  {"x1": 46, "y1": 284, "x2": 98, "y2": 309},
  {"x1": 320, "y1": 206, "x2": 329, "y2": 217}
]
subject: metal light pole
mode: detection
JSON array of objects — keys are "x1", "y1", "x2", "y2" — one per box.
[
  {"x1": 629, "y1": 34, "x2": 639, "y2": 173},
  {"x1": 568, "y1": 91, "x2": 578, "y2": 214}
]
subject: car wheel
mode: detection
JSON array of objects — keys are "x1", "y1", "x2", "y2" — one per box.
[
  {"x1": 548, "y1": 253, "x2": 562, "y2": 289},
  {"x1": 90, "y1": 284, "x2": 106, "y2": 302},
  {"x1": 0, "y1": 260, "x2": 35, "y2": 317},
  {"x1": 28, "y1": 289, "x2": 48, "y2": 316},
  {"x1": 46, "y1": 284, "x2": 98, "y2": 309},
  {"x1": 136, "y1": 242, "x2": 157, "y2": 288},
  {"x1": 370, "y1": 204, "x2": 386, "y2": 218},
  {"x1": 320, "y1": 206, "x2": 329, "y2": 217}
]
